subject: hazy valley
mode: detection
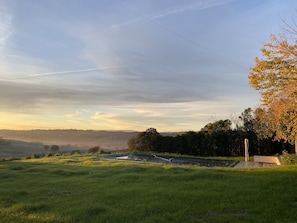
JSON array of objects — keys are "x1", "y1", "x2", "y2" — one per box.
[{"x1": 0, "y1": 129, "x2": 139, "y2": 157}]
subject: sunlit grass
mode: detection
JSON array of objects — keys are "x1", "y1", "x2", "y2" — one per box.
[{"x1": 1, "y1": 154, "x2": 297, "y2": 222}]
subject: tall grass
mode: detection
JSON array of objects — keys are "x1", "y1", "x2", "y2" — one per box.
[{"x1": 0, "y1": 154, "x2": 297, "y2": 222}]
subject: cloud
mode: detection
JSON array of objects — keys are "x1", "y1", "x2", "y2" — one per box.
[
  {"x1": 64, "y1": 111, "x2": 81, "y2": 118},
  {"x1": 0, "y1": 0, "x2": 253, "y2": 113},
  {"x1": 0, "y1": 4, "x2": 13, "y2": 58},
  {"x1": 2, "y1": 0, "x2": 283, "y2": 131},
  {"x1": 75, "y1": 29, "x2": 244, "y2": 106},
  {"x1": 87, "y1": 100, "x2": 248, "y2": 131}
]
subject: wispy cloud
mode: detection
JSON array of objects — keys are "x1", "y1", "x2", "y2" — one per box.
[{"x1": 0, "y1": 4, "x2": 13, "y2": 58}]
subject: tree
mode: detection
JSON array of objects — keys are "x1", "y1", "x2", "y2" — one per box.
[
  {"x1": 252, "y1": 107, "x2": 274, "y2": 140},
  {"x1": 249, "y1": 17, "x2": 297, "y2": 153},
  {"x1": 128, "y1": 128, "x2": 162, "y2": 152},
  {"x1": 88, "y1": 146, "x2": 100, "y2": 153},
  {"x1": 238, "y1": 108, "x2": 254, "y2": 132},
  {"x1": 200, "y1": 119, "x2": 232, "y2": 134},
  {"x1": 200, "y1": 119, "x2": 233, "y2": 156}
]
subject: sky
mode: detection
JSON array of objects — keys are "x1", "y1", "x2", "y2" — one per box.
[{"x1": 0, "y1": 0, "x2": 296, "y2": 132}]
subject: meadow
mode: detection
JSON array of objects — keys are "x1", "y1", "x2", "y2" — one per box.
[{"x1": 1, "y1": 154, "x2": 297, "y2": 223}]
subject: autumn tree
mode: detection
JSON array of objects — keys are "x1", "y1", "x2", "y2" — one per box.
[{"x1": 249, "y1": 16, "x2": 297, "y2": 153}]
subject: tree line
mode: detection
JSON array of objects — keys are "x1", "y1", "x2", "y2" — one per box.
[{"x1": 128, "y1": 108, "x2": 294, "y2": 157}]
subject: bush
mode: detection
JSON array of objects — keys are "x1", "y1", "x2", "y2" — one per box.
[
  {"x1": 88, "y1": 146, "x2": 100, "y2": 153},
  {"x1": 7, "y1": 157, "x2": 21, "y2": 161},
  {"x1": 50, "y1": 145, "x2": 60, "y2": 152},
  {"x1": 280, "y1": 150, "x2": 297, "y2": 165},
  {"x1": 71, "y1": 150, "x2": 81, "y2": 155},
  {"x1": 99, "y1": 149, "x2": 111, "y2": 154},
  {"x1": 46, "y1": 152, "x2": 54, "y2": 157},
  {"x1": 32, "y1": 153, "x2": 41, "y2": 159}
]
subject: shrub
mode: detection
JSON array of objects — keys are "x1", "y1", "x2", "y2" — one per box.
[
  {"x1": 71, "y1": 150, "x2": 81, "y2": 155},
  {"x1": 32, "y1": 153, "x2": 41, "y2": 159},
  {"x1": 99, "y1": 149, "x2": 111, "y2": 154},
  {"x1": 280, "y1": 150, "x2": 297, "y2": 165},
  {"x1": 7, "y1": 157, "x2": 21, "y2": 161},
  {"x1": 88, "y1": 146, "x2": 100, "y2": 153},
  {"x1": 46, "y1": 152, "x2": 54, "y2": 157},
  {"x1": 50, "y1": 145, "x2": 60, "y2": 152}
]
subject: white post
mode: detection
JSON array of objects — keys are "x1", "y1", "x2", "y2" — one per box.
[{"x1": 244, "y1": 138, "x2": 249, "y2": 162}]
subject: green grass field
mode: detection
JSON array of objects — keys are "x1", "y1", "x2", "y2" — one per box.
[{"x1": 1, "y1": 154, "x2": 297, "y2": 223}]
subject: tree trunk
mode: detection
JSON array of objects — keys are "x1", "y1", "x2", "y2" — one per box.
[{"x1": 295, "y1": 135, "x2": 297, "y2": 156}]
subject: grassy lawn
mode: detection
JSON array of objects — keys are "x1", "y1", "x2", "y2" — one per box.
[{"x1": 1, "y1": 154, "x2": 297, "y2": 223}]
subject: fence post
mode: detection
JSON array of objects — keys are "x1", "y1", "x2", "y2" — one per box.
[{"x1": 244, "y1": 138, "x2": 249, "y2": 162}]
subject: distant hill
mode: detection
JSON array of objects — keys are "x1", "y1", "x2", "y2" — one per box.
[{"x1": 0, "y1": 129, "x2": 179, "y2": 151}]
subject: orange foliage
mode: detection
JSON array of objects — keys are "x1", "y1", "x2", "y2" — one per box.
[{"x1": 249, "y1": 26, "x2": 297, "y2": 144}]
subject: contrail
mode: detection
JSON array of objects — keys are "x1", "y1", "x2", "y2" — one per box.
[
  {"x1": 150, "y1": 0, "x2": 235, "y2": 20},
  {"x1": 112, "y1": 0, "x2": 235, "y2": 29},
  {"x1": 114, "y1": 0, "x2": 245, "y2": 70},
  {"x1": 9, "y1": 65, "x2": 125, "y2": 79}
]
